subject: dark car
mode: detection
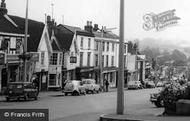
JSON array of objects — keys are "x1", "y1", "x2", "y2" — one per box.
[
  {"x1": 150, "y1": 91, "x2": 164, "y2": 107},
  {"x1": 5, "y1": 82, "x2": 39, "y2": 101}
]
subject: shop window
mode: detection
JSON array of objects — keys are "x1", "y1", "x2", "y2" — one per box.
[{"x1": 49, "y1": 74, "x2": 56, "y2": 86}]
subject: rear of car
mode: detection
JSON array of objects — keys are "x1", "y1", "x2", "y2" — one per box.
[
  {"x1": 82, "y1": 79, "x2": 100, "y2": 94},
  {"x1": 63, "y1": 80, "x2": 86, "y2": 96}
]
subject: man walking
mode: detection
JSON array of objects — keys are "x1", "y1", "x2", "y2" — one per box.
[{"x1": 105, "y1": 79, "x2": 109, "y2": 92}]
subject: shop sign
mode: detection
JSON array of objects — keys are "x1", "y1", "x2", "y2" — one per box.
[
  {"x1": 30, "y1": 52, "x2": 39, "y2": 61},
  {"x1": 143, "y1": 9, "x2": 180, "y2": 31}
]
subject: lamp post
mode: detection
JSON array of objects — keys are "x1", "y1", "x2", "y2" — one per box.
[
  {"x1": 23, "y1": 0, "x2": 29, "y2": 82},
  {"x1": 117, "y1": 0, "x2": 125, "y2": 114}
]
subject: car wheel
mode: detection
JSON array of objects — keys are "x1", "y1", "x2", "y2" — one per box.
[
  {"x1": 72, "y1": 91, "x2": 79, "y2": 96},
  {"x1": 154, "y1": 97, "x2": 164, "y2": 107},
  {"x1": 65, "y1": 92, "x2": 68, "y2": 96},
  {"x1": 96, "y1": 90, "x2": 99, "y2": 93},
  {"x1": 6, "y1": 97, "x2": 10, "y2": 102},
  {"x1": 34, "y1": 96, "x2": 38, "y2": 100}
]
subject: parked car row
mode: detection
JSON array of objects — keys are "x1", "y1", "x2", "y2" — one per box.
[
  {"x1": 127, "y1": 80, "x2": 165, "y2": 90},
  {"x1": 62, "y1": 79, "x2": 101, "y2": 96}
]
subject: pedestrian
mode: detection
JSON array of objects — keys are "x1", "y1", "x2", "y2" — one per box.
[{"x1": 105, "y1": 79, "x2": 109, "y2": 92}]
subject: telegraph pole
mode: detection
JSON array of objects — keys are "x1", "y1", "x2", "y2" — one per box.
[
  {"x1": 117, "y1": 0, "x2": 125, "y2": 114},
  {"x1": 23, "y1": 0, "x2": 29, "y2": 82}
]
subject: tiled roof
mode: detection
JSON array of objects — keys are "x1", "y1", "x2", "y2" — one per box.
[
  {"x1": 93, "y1": 31, "x2": 119, "y2": 39},
  {"x1": 61, "y1": 24, "x2": 81, "y2": 33},
  {"x1": 54, "y1": 25, "x2": 74, "y2": 51},
  {"x1": 9, "y1": 15, "x2": 45, "y2": 52},
  {"x1": 76, "y1": 30, "x2": 95, "y2": 37},
  {"x1": 0, "y1": 14, "x2": 24, "y2": 34},
  {"x1": 60, "y1": 24, "x2": 94, "y2": 37}
]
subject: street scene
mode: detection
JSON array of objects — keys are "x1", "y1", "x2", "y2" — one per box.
[{"x1": 1, "y1": 0, "x2": 190, "y2": 121}]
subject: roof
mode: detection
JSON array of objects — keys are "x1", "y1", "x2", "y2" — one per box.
[
  {"x1": 8, "y1": 15, "x2": 45, "y2": 52},
  {"x1": 62, "y1": 24, "x2": 81, "y2": 33},
  {"x1": 60, "y1": 24, "x2": 94, "y2": 37},
  {"x1": 76, "y1": 30, "x2": 94, "y2": 37},
  {"x1": 93, "y1": 31, "x2": 119, "y2": 39},
  {"x1": 54, "y1": 25, "x2": 74, "y2": 51},
  {"x1": 0, "y1": 14, "x2": 24, "y2": 35}
]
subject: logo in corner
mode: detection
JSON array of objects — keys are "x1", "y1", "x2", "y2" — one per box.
[{"x1": 143, "y1": 9, "x2": 180, "y2": 31}]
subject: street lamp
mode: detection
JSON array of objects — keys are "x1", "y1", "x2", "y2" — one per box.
[
  {"x1": 117, "y1": 0, "x2": 125, "y2": 114},
  {"x1": 23, "y1": 0, "x2": 29, "y2": 82}
]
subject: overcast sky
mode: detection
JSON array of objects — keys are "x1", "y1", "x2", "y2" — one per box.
[{"x1": 5, "y1": 0, "x2": 190, "y2": 45}]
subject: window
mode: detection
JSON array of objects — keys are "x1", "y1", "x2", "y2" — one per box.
[
  {"x1": 87, "y1": 52, "x2": 91, "y2": 66},
  {"x1": 112, "y1": 43, "x2": 115, "y2": 52},
  {"x1": 59, "y1": 53, "x2": 62, "y2": 65},
  {"x1": 102, "y1": 42, "x2": 105, "y2": 51},
  {"x1": 10, "y1": 38, "x2": 16, "y2": 49},
  {"x1": 95, "y1": 54, "x2": 98, "y2": 66},
  {"x1": 16, "y1": 38, "x2": 22, "y2": 54},
  {"x1": 124, "y1": 44, "x2": 127, "y2": 53},
  {"x1": 41, "y1": 52, "x2": 45, "y2": 65},
  {"x1": 111, "y1": 56, "x2": 114, "y2": 66},
  {"x1": 102, "y1": 55, "x2": 104, "y2": 67},
  {"x1": 50, "y1": 53, "x2": 58, "y2": 65},
  {"x1": 106, "y1": 55, "x2": 109, "y2": 67},
  {"x1": 49, "y1": 74, "x2": 56, "y2": 86},
  {"x1": 88, "y1": 38, "x2": 91, "y2": 49},
  {"x1": 80, "y1": 52, "x2": 83, "y2": 66},
  {"x1": 107, "y1": 42, "x2": 109, "y2": 51},
  {"x1": 80, "y1": 37, "x2": 84, "y2": 49},
  {"x1": 95, "y1": 41, "x2": 99, "y2": 51}
]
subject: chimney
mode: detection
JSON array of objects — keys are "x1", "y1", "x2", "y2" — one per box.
[
  {"x1": 93, "y1": 24, "x2": 99, "y2": 31},
  {"x1": 84, "y1": 21, "x2": 93, "y2": 33},
  {"x1": 47, "y1": 15, "x2": 51, "y2": 23},
  {"x1": 0, "y1": 0, "x2": 7, "y2": 15}
]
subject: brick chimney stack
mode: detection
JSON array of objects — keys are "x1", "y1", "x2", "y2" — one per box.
[{"x1": 0, "y1": 0, "x2": 7, "y2": 15}]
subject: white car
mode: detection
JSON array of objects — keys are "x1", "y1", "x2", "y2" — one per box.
[
  {"x1": 63, "y1": 80, "x2": 86, "y2": 96},
  {"x1": 82, "y1": 79, "x2": 100, "y2": 94},
  {"x1": 128, "y1": 81, "x2": 142, "y2": 89}
]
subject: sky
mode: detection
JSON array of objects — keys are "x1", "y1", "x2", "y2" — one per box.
[{"x1": 5, "y1": 0, "x2": 190, "y2": 46}]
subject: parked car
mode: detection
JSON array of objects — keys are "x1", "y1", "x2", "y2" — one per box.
[
  {"x1": 5, "y1": 82, "x2": 39, "y2": 101},
  {"x1": 156, "y1": 81, "x2": 164, "y2": 87},
  {"x1": 128, "y1": 81, "x2": 142, "y2": 89},
  {"x1": 63, "y1": 80, "x2": 86, "y2": 96},
  {"x1": 82, "y1": 79, "x2": 100, "y2": 94},
  {"x1": 150, "y1": 91, "x2": 164, "y2": 107},
  {"x1": 145, "y1": 81, "x2": 155, "y2": 88}
]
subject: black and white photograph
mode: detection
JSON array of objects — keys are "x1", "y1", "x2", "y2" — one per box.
[{"x1": 0, "y1": 0, "x2": 190, "y2": 121}]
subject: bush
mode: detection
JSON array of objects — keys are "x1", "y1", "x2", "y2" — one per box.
[{"x1": 160, "y1": 81, "x2": 185, "y2": 114}]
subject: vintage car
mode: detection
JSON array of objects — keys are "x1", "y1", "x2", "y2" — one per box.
[
  {"x1": 63, "y1": 80, "x2": 86, "y2": 96},
  {"x1": 5, "y1": 82, "x2": 39, "y2": 101},
  {"x1": 145, "y1": 81, "x2": 155, "y2": 88},
  {"x1": 82, "y1": 79, "x2": 100, "y2": 94},
  {"x1": 150, "y1": 91, "x2": 164, "y2": 107},
  {"x1": 128, "y1": 81, "x2": 142, "y2": 89}
]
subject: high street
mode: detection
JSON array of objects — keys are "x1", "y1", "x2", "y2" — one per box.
[{"x1": 0, "y1": 88, "x2": 163, "y2": 121}]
